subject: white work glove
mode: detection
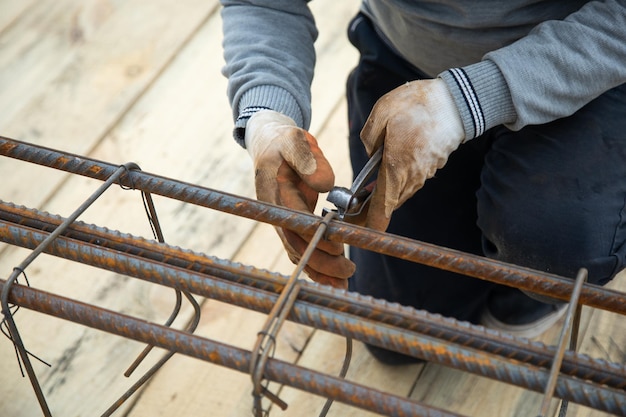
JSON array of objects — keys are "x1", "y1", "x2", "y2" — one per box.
[
  {"x1": 245, "y1": 110, "x2": 356, "y2": 288},
  {"x1": 359, "y1": 78, "x2": 465, "y2": 231}
]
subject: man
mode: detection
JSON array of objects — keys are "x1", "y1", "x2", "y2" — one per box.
[{"x1": 220, "y1": 0, "x2": 626, "y2": 363}]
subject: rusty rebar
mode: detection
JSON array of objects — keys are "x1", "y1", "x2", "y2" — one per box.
[
  {"x1": 1, "y1": 280, "x2": 466, "y2": 417},
  {"x1": 1, "y1": 200, "x2": 625, "y2": 391},
  {"x1": 1, "y1": 162, "x2": 136, "y2": 417},
  {"x1": 3, "y1": 138, "x2": 626, "y2": 416},
  {"x1": 250, "y1": 212, "x2": 339, "y2": 416},
  {"x1": 1, "y1": 219, "x2": 625, "y2": 414},
  {"x1": 1, "y1": 136, "x2": 624, "y2": 314},
  {"x1": 538, "y1": 268, "x2": 587, "y2": 417},
  {"x1": 0, "y1": 158, "x2": 199, "y2": 417}
]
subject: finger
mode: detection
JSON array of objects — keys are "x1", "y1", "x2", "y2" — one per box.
[
  {"x1": 279, "y1": 228, "x2": 352, "y2": 288},
  {"x1": 365, "y1": 191, "x2": 392, "y2": 231},
  {"x1": 364, "y1": 160, "x2": 393, "y2": 232},
  {"x1": 278, "y1": 228, "x2": 346, "y2": 267},
  {"x1": 254, "y1": 166, "x2": 281, "y2": 206},
  {"x1": 360, "y1": 97, "x2": 390, "y2": 155},
  {"x1": 282, "y1": 229, "x2": 355, "y2": 279},
  {"x1": 276, "y1": 163, "x2": 346, "y2": 255},
  {"x1": 277, "y1": 161, "x2": 318, "y2": 212},
  {"x1": 281, "y1": 130, "x2": 334, "y2": 193},
  {"x1": 304, "y1": 267, "x2": 349, "y2": 289},
  {"x1": 283, "y1": 228, "x2": 344, "y2": 257}
]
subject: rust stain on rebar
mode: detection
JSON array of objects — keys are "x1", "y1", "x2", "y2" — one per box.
[{"x1": 2, "y1": 137, "x2": 626, "y2": 417}]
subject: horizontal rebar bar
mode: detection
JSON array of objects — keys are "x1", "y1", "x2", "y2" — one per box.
[
  {"x1": 1, "y1": 219, "x2": 625, "y2": 414},
  {"x1": 1, "y1": 200, "x2": 625, "y2": 390},
  {"x1": 1, "y1": 136, "x2": 624, "y2": 315},
  {"x1": 1, "y1": 280, "x2": 466, "y2": 417},
  {"x1": 1, "y1": 163, "x2": 137, "y2": 417}
]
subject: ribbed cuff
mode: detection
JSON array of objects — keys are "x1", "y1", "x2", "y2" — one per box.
[
  {"x1": 439, "y1": 60, "x2": 516, "y2": 141},
  {"x1": 233, "y1": 85, "x2": 304, "y2": 147}
]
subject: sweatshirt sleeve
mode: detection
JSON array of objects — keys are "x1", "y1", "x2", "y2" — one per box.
[
  {"x1": 220, "y1": 0, "x2": 318, "y2": 147},
  {"x1": 440, "y1": 0, "x2": 626, "y2": 141}
]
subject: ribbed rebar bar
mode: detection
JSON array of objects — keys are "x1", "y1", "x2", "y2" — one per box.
[
  {"x1": 538, "y1": 268, "x2": 587, "y2": 416},
  {"x1": 1, "y1": 280, "x2": 466, "y2": 417},
  {"x1": 250, "y1": 211, "x2": 339, "y2": 416},
  {"x1": 1, "y1": 219, "x2": 625, "y2": 414},
  {"x1": 1, "y1": 136, "x2": 624, "y2": 315},
  {"x1": 0, "y1": 162, "x2": 136, "y2": 417},
  {"x1": 1, "y1": 200, "x2": 625, "y2": 390}
]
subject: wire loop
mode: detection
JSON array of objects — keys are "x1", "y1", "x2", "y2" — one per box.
[{"x1": 250, "y1": 211, "x2": 338, "y2": 416}]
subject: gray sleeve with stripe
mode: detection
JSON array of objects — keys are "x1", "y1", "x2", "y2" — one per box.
[{"x1": 439, "y1": 0, "x2": 626, "y2": 141}]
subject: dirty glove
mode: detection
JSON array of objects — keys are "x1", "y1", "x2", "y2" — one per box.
[
  {"x1": 245, "y1": 110, "x2": 356, "y2": 288},
  {"x1": 359, "y1": 78, "x2": 465, "y2": 231}
]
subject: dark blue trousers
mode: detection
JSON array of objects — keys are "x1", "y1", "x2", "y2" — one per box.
[{"x1": 346, "y1": 14, "x2": 626, "y2": 325}]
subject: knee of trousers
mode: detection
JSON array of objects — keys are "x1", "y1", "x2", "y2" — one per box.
[{"x1": 476, "y1": 193, "x2": 625, "y2": 287}]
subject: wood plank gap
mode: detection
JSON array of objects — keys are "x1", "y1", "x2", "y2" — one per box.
[
  {"x1": 0, "y1": 3, "x2": 221, "y2": 258},
  {"x1": 0, "y1": 0, "x2": 37, "y2": 36},
  {"x1": 78, "y1": 3, "x2": 222, "y2": 162}
]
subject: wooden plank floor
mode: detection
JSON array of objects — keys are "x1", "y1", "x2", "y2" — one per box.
[{"x1": 0, "y1": 2, "x2": 624, "y2": 416}]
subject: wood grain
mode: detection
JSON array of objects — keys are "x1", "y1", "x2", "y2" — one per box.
[{"x1": 0, "y1": 1, "x2": 624, "y2": 416}]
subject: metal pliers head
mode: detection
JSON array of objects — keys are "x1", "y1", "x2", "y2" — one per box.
[{"x1": 323, "y1": 147, "x2": 383, "y2": 220}]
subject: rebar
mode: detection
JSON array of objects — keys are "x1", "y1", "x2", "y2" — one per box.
[
  {"x1": 1, "y1": 217, "x2": 625, "y2": 414},
  {"x1": 250, "y1": 211, "x2": 340, "y2": 416},
  {"x1": 1, "y1": 136, "x2": 625, "y2": 314},
  {"x1": 538, "y1": 268, "x2": 587, "y2": 417},
  {"x1": 1, "y1": 162, "x2": 135, "y2": 417},
  {"x1": 0, "y1": 157, "x2": 200, "y2": 417},
  {"x1": 1, "y1": 200, "x2": 625, "y2": 390},
  {"x1": 1, "y1": 280, "x2": 466, "y2": 417},
  {"x1": 3, "y1": 137, "x2": 626, "y2": 417}
]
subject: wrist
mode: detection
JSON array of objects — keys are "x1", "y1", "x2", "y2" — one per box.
[
  {"x1": 428, "y1": 79, "x2": 464, "y2": 144},
  {"x1": 244, "y1": 110, "x2": 297, "y2": 159},
  {"x1": 439, "y1": 60, "x2": 517, "y2": 141},
  {"x1": 234, "y1": 86, "x2": 304, "y2": 148}
]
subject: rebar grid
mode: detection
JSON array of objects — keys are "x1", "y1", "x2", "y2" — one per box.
[
  {"x1": 1, "y1": 136, "x2": 626, "y2": 417},
  {"x1": 1, "y1": 201, "x2": 625, "y2": 391},
  {"x1": 1, "y1": 214, "x2": 625, "y2": 415},
  {"x1": 2, "y1": 280, "x2": 464, "y2": 417},
  {"x1": 1, "y1": 136, "x2": 624, "y2": 314}
]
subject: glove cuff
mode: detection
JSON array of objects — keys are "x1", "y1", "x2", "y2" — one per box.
[
  {"x1": 234, "y1": 85, "x2": 304, "y2": 148},
  {"x1": 439, "y1": 60, "x2": 517, "y2": 141}
]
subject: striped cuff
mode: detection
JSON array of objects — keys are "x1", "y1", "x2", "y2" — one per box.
[
  {"x1": 439, "y1": 60, "x2": 516, "y2": 141},
  {"x1": 234, "y1": 106, "x2": 271, "y2": 147},
  {"x1": 446, "y1": 67, "x2": 486, "y2": 139},
  {"x1": 232, "y1": 85, "x2": 305, "y2": 148}
]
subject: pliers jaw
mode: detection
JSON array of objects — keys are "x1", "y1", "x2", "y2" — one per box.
[{"x1": 322, "y1": 147, "x2": 383, "y2": 221}]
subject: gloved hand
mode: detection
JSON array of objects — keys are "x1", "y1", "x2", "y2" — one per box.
[
  {"x1": 359, "y1": 78, "x2": 465, "y2": 231},
  {"x1": 245, "y1": 110, "x2": 356, "y2": 288}
]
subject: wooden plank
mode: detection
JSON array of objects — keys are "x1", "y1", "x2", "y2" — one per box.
[
  {"x1": 409, "y1": 326, "x2": 561, "y2": 417},
  {"x1": 0, "y1": 0, "x2": 37, "y2": 33},
  {"x1": 0, "y1": 0, "x2": 217, "y2": 209},
  {"x1": 307, "y1": 0, "x2": 361, "y2": 136},
  {"x1": 119, "y1": 1, "x2": 362, "y2": 414},
  {"x1": 409, "y1": 272, "x2": 626, "y2": 417},
  {"x1": 276, "y1": 332, "x2": 424, "y2": 417},
  {"x1": 559, "y1": 270, "x2": 626, "y2": 417},
  {"x1": 0, "y1": 0, "x2": 98, "y2": 128},
  {"x1": 0, "y1": 0, "x2": 360, "y2": 415},
  {"x1": 124, "y1": 225, "x2": 306, "y2": 417},
  {"x1": 0, "y1": 1, "x2": 219, "y2": 415}
]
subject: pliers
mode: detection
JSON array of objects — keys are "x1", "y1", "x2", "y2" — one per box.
[{"x1": 323, "y1": 147, "x2": 383, "y2": 220}]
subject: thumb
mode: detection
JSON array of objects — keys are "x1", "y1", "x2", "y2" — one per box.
[
  {"x1": 364, "y1": 165, "x2": 393, "y2": 231},
  {"x1": 360, "y1": 94, "x2": 390, "y2": 155},
  {"x1": 284, "y1": 130, "x2": 335, "y2": 193}
]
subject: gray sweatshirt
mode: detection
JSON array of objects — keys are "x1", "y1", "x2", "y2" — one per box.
[{"x1": 221, "y1": 0, "x2": 626, "y2": 145}]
